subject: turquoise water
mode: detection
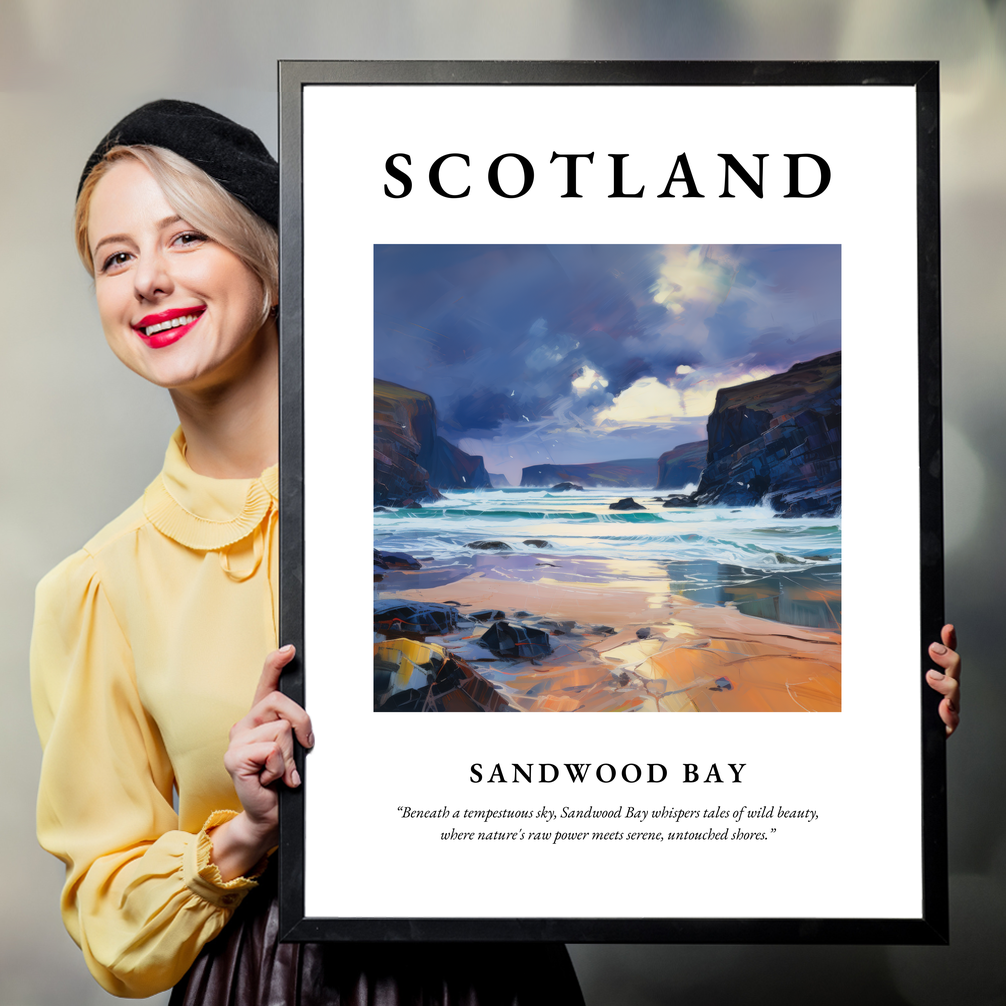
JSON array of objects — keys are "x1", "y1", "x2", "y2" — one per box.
[
  {"x1": 374, "y1": 487, "x2": 840, "y2": 571},
  {"x1": 375, "y1": 488, "x2": 842, "y2": 630}
]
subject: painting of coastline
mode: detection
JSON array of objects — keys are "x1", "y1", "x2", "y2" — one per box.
[{"x1": 373, "y1": 245, "x2": 841, "y2": 712}]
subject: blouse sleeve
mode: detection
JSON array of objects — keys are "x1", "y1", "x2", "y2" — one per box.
[{"x1": 31, "y1": 549, "x2": 262, "y2": 998}]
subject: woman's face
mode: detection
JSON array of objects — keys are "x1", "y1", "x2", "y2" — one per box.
[{"x1": 87, "y1": 158, "x2": 270, "y2": 393}]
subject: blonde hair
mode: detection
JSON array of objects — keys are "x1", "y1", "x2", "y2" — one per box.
[{"x1": 75, "y1": 145, "x2": 278, "y2": 323}]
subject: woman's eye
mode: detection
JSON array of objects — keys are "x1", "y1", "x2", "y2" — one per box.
[
  {"x1": 101, "y1": 251, "x2": 131, "y2": 273},
  {"x1": 173, "y1": 231, "x2": 208, "y2": 248}
]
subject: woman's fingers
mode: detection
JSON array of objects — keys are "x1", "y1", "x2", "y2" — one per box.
[
  {"x1": 232, "y1": 689, "x2": 314, "y2": 750},
  {"x1": 252, "y1": 644, "x2": 296, "y2": 706},
  {"x1": 941, "y1": 623, "x2": 958, "y2": 653},
  {"x1": 224, "y1": 738, "x2": 287, "y2": 788},
  {"x1": 927, "y1": 623, "x2": 961, "y2": 737},
  {"x1": 926, "y1": 664, "x2": 959, "y2": 728},
  {"x1": 926, "y1": 667, "x2": 959, "y2": 703},
  {"x1": 218, "y1": 647, "x2": 309, "y2": 849},
  {"x1": 230, "y1": 719, "x2": 302, "y2": 788},
  {"x1": 243, "y1": 644, "x2": 314, "y2": 749},
  {"x1": 223, "y1": 644, "x2": 312, "y2": 813},
  {"x1": 258, "y1": 741, "x2": 289, "y2": 788},
  {"x1": 256, "y1": 691, "x2": 313, "y2": 749},
  {"x1": 928, "y1": 626, "x2": 960, "y2": 682},
  {"x1": 925, "y1": 680, "x2": 961, "y2": 736},
  {"x1": 929, "y1": 644, "x2": 961, "y2": 680}
]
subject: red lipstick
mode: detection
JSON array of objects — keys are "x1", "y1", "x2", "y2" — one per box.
[{"x1": 132, "y1": 306, "x2": 205, "y2": 349}]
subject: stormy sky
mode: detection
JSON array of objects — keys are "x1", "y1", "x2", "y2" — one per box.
[{"x1": 374, "y1": 244, "x2": 840, "y2": 484}]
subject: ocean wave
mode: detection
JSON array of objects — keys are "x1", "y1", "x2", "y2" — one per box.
[
  {"x1": 379, "y1": 507, "x2": 667, "y2": 523},
  {"x1": 374, "y1": 490, "x2": 841, "y2": 573}
]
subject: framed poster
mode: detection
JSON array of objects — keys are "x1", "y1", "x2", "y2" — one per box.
[{"x1": 277, "y1": 61, "x2": 946, "y2": 943}]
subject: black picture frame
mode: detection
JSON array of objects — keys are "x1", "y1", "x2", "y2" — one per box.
[{"x1": 277, "y1": 60, "x2": 945, "y2": 944}]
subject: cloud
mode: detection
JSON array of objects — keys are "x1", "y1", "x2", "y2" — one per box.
[
  {"x1": 374, "y1": 243, "x2": 841, "y2": 457},
  {"x1": 595, "y1": 376, "x2": 697, "y2": 424},
  {"x1": 650, "y1": 245, "x2": 743, "y2": 316},
  {"x1": 595, "y1": 368, "x2": 774, "y2": 427},
  {"x1": 571, "y1": 365, "x2": 609, "y2": 395}
]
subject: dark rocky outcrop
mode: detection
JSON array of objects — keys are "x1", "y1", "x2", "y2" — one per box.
[
  {"x1": 609, "y1": 497, "x2": 645, "y2": 511},
  {"x1": 693, "y1": 352, "x2": 841, "y2": 516},
  {"x1": 478, "y1": 621, "x2": 552, "y2": 659},
  {"x1": 466, "y1": 539, "x2": 512, "y2": 551},
  {"x1": 655, "y1": 440, "x2": 708, "y2": 490},
  {"x1": 522, "y1": 539, "x2": 551, "y2": 548},
  {"x1": 469, "y1": 609, "x2": 505, "y2": 622},
  {"x1": 488, "y1": 472, "x2": 511, "y2": 488},
  {"x1": 374, "y1": 599, "x2": 458, "y2": 637},
  {"x1": 374, "y1": 381, "x2": 441, "y2": 507},
  {"x1": 373, "y1": 549, "x2": 422, "y2": 570},
  {"x1": 374, "y1": 380, "x2": 492, "y2": 506},
  {"x1": 374, "y1": 639, "x2": 510, "y2": 712},
  {"x1": 551, "y1": 482, "x2": 584, "y2": 492},
  {"x1": 769, "y1": 484, "x2": 843, "y2": 519},
  {"x1": 426, "y1": 436, "x2": 492, "y2": 491},
  {"x1": 521, "y1": 459, "x2": 658, "y2": 488},
  {"x1": 662, "y1": 495, "x2": 697, "y2": 508},
  {"x1": 538, "y1": 618, "x2": 576, "y2": 635}
]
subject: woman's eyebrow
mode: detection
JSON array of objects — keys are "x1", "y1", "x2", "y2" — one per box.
[
  {"x1": 92, "y1": 216, "x2": 185, "y2": 257},
  {"x1": 92, "y1": 232, "x2": 133, "y2": 257}
]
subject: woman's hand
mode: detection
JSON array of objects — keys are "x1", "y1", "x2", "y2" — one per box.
[
  {"x1": 209, "y1": 645, "x2": 314, "y2": 881},
  {"x1": 926, "y1": 624, "x2": 961, "y2": 738}
]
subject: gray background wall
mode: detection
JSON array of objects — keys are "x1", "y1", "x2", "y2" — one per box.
[{"x1": 1, "y1": 2, "x2": 1003, "y2": 1003}]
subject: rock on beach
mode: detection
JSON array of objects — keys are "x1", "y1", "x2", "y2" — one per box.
[
  {"x1": 478, "y1": 620, "x2": 552, "y2": 659},
  {"x1": 609, "y1": 497, "x2": 645, "y2": 511}
]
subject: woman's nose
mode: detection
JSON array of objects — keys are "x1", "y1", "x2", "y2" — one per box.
[{"x1": 133, "y1": 249, "x2": 173, "y2": 302}]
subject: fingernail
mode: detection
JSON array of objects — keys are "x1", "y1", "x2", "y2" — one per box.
[
  {"x1": 280, "y1": 644, "x2": 295, "y2": 654},
  {"x1": 306, "y1": 732, "x2": 315, "y2": 748},
  {"x1": 292, "y1": 768, "x2": 301, "y2": 787},
  {"x1": 928, "y1": 670, "x2": 944, "y2": 679},
  {"x1": 931, "y1": 643, "x2": 947, "y2": 654}
]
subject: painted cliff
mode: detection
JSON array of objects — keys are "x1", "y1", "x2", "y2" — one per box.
[
  {"x1": 693, "y1": 351, "x2": 841, "y2": 516},
  {"x1": 655, "y1": 440, "x2": 708, "y2": 490},
  {"x1": 374, "y1": 380, "x2": 492, "y2": 506},
  {"x1": 520, "y1": 458, "x2": 659, "y2": 488}
]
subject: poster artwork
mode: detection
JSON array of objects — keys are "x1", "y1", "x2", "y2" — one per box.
[
  {"x1": 289, "y1": 65, "x2": 941, "y2": 940},
  {"x1": 373, "y1": 243, "x2": 842, "y2": 714}
]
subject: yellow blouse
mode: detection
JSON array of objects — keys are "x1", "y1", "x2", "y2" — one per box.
[{"x1": 31, "y1": 428, "x2": 279, "y2": 998}]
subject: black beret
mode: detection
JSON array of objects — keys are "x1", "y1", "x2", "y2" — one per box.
[{"x1": 78, "y1": 99, "x2": 278, "y2": 228}]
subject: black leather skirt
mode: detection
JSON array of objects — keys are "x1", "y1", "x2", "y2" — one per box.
[{"x1": 169, "y1": 869, "x2": 585, "y2": 1006}]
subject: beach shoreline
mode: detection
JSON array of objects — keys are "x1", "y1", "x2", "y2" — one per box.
[{"x1": 375, "y1": 553, "x2": 841, "y2": 713}]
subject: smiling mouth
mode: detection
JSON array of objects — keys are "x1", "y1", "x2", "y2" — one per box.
[{"x1": 135, "y1": 308, "x2": 205, "y2": 338}]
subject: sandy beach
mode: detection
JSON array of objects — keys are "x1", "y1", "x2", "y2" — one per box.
[{"x1": 375, "y1": 552, "x2": 841, "y2": 712}]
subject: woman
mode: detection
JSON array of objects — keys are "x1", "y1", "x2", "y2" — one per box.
[
  {"x1": 31, "y1": 100, "x2": 586, "y2": 1003},
  {"x1": 33, "y1": 99, "x2": 962, "y2": 1003}
]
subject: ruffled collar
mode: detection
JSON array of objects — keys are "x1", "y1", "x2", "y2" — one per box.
[{"x1": 143, "y1": 428, "x2": 278, "y2": 551}]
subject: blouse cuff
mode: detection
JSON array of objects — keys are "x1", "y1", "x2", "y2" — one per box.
[{"x1": 183, "y1": 810, "x2": 269, "y2": 909}]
